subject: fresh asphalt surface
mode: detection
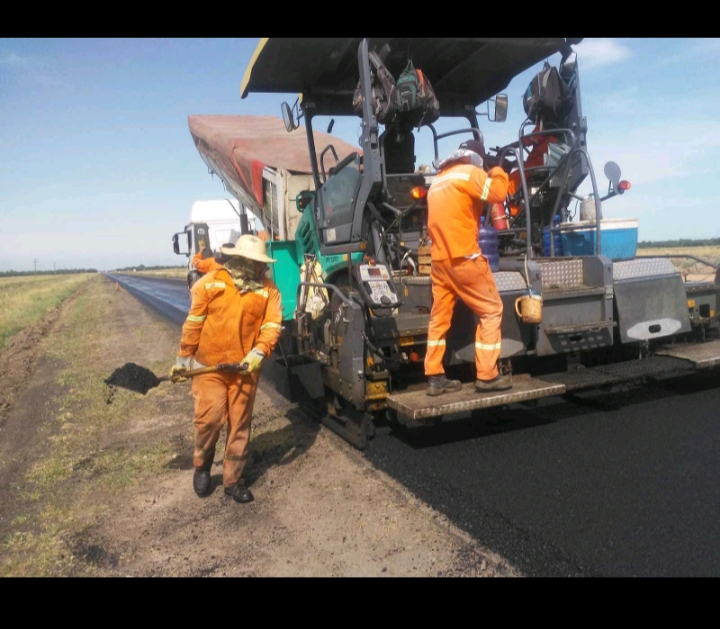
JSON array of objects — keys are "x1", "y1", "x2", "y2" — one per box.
[{"x1": 108, "y1": 273, "x2": 720, "y2": 577}]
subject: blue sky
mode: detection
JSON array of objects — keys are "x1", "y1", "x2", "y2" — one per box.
[{"x1": 1, "y1": 38, "x2": 719, "y2": 272}]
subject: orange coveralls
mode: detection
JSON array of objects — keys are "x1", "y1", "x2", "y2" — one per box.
[
  {"x1": 178, "y1": 268, "x2": 283, "y2": 487},
  {"x1": 191, "y1": 250, "x2": 224, "y2": 274},
  {"x1": 507, "y1": 127, "x2": 558, "y2": 199},
  {"x1": 425, "y1": 163, "x2": 510, "y2": 381}
]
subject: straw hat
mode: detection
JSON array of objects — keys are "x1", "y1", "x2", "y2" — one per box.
[{"x1": 220, "y1": 234, "x2": 277, "y2": 263}]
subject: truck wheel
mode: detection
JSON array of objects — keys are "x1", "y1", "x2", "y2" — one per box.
[{"x1": 187, "y1": 270, "x2": 202, "y2": 290}]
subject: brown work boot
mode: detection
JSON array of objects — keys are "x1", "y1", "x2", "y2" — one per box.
[
  {"x1": 475, "y1": 374, "x2": 513, "y2": 392},
  {"x1": 426, "y1": 374, "x2": 462, "y2": 397},
  {"x1": 224, "y1": 480, "x2": 254, "y2": 504}
]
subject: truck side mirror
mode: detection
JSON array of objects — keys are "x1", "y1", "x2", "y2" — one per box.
[
  {"x1": 172, "y1": 234, "x2": 180, "y2": 255},
  {"x1": 296, "y1": 191, "x2": 314, "y2": 213},
  {"x1": 493, "y1": 94, "x2": 508, "y2": 123}
]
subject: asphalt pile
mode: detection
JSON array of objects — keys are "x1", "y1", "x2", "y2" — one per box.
[{"x1": 104, "y1": 362, "x2": 160, "y2": 396}]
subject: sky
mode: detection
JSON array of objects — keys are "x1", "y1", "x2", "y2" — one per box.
[{"x1": 2, "y1": 38, "x2": 720, "y2": 272}]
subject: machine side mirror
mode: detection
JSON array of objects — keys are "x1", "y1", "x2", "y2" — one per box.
[
  {"x1": 604, "y1": 161, "x2": 622, "y2": 189},
  {"x1": 296, "y1": 191, "x2": 314, "y2": 213},
  {"x1": 281, "y1": 101, "x2": 298, "y2": 132},
  {"x1": 172, "y1": 233, "x2": 180, "y2": 255},
  {"x1": 493, "y1": 94, "x2": 508, "y2": 122}
]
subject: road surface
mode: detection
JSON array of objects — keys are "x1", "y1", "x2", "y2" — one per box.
[{"x1": 109, "y1": 273, "x2": 720, "y2": 577}]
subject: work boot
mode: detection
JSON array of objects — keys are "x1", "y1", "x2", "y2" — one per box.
[
  {"x1": 193, "y1": 469, "x2": 212, "y2": 497},
  {"x1": 426, "y1": 374, "x2": 462, "y2": 397},
  {"x1": 475, "y1": 374, "x2": 513, "y2": 392},
  {"x1": 224, "y1": 480, "x2": 254, "y2": 504}
]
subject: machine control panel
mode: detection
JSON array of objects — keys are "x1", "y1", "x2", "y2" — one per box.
[{"x1": 354, "y1": 264, "x2": 400, "y2": 310}]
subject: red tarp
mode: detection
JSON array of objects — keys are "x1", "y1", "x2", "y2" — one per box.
[{"x1": 188, "y1": 115, "x2": 362, "y2": 207}]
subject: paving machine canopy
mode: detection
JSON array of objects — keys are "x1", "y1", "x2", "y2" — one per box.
[{"x1": 241, "y1": 38, "x2": 581, "y2": 117}]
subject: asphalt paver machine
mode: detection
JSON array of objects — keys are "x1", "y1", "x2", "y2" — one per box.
[{"x1": 229, "y1": 37, "x2": 720, "y2": 448}]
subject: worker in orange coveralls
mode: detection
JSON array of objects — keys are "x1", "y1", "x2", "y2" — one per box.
[
  {"x1": 170, "y1": 234, "x2": 283, "y2": 503},
  {"x1": 424, "y1": 139, "x2": 513, "y2": 396},
  {"x1": 506, "y1": 123, "x2": 559, "y2": 208},
  {"x1": 191, "y1": 238, "x2": 224, "y2": 275}
]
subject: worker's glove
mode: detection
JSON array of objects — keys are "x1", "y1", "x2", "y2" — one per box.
[
  {"x1": 240, "y1": 348, "x2": 265, "y2": 374},
  {"x1": 170, "y1": 355, "x2": 192, "y2": 383}
]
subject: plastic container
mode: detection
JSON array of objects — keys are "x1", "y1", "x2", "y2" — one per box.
[
  {"x1": 479, "y1": 216, "x2": 500, "y2": 272},
  {"x1": 560, "y1": 218, "x2": 638, "y2": 261},
  {"x1": 542, "y1": 215, "x2": 564, "y2": 257}
]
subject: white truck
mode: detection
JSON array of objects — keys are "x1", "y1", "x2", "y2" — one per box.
[{"x1": 171, "y1": 198, "x2": 264, "y2": 288}]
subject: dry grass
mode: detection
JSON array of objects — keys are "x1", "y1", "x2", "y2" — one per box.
[
  {"x1": 126, "y1": 268, "x2": 187, "y2": 279},
  {"x1": 0, "y1": 274, "x2": 93, "y2": 348},
  {"x1": 638, "y1": 246, "x2": 720, "y2": 281}
]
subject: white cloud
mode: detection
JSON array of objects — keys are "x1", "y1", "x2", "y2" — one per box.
[
  {"x1": 563, "y1": 116, "x2": 720, "y2": 240},
  {"x1": 574, "y1": 39, "x2": 632, "y2": 70},
  {"x1": 580, "y1": 119, "x2": 720, "y2": 188}
]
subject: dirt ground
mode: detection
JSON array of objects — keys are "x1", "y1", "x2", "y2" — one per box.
[{"x1": 0, "y1": 276, "x2": 518, "y2": 577}]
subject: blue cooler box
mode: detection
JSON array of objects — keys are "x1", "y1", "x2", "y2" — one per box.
[{"x1": 560, "y1": 218, "x2": 638, "y2": 261}]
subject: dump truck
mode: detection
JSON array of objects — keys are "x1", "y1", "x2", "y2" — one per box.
[
  {"x1": 186, "y1": 114, "x2": 363, "y2": 314},
  {"x1": 195, "y1": 38, "x2": 720, "y2": 449}
]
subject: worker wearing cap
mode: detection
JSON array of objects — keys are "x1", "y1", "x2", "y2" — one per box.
[
  {"x1": 170, "y1": 234, "x2": 283, "y2": 503},
  {"x1": 424, "y1": 139, "x2": 513, "y2": 396}
]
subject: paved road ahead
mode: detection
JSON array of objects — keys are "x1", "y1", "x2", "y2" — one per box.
[
  {"x1": 108, "y1": 273, "x2": 190, "y2": 326},
  {"x1": 110, "y1": 273, "x2": 720, "y2": 577}
]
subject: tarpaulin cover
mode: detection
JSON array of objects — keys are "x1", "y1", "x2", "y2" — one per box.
[{"x1": 188, "y1": 115, "x2": 362, "y2": 207}]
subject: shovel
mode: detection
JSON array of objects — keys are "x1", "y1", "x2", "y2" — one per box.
[{"x1": 104, "y1": 361, "x2": 249, "y2": 395}]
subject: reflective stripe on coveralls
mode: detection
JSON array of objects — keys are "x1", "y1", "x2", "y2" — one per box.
[
  {"x1": 424, "y1": 256, "x2": 503, "y2": 381},
  {"x1": 426, "y1": 163, "x2": 509, "y2": 261},
  {"x1": 178, "y1": 267, "x2": 282, "y2": 487},
  {"x1": 424, "y1": 161, "x2": 509, "y2": 381},
  {"x1": 192, "y1": 370, "x2": 260, "y2": 487}
]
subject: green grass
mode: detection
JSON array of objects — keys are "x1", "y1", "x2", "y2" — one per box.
[{"x1": 0, "y1": 273, "x2": 93, "y2": 347}]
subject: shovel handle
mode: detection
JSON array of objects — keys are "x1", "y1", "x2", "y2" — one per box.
[{"x1": 161, "y1": 362, "x2": 250, "y2": 383}]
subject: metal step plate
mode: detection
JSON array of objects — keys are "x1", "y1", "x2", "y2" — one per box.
[
  {"x1": 656, "y1": 339, "x2": 720, "y2": 369},
  {"x1": 540, "y1": 355, "x2": 694, "y2": 392},
  {"x1": 539, "y1": 367, "x2": 620, "y2": 391},
  {"x1": 386, "y1": 374, "x2": 565, "y2": 421}
]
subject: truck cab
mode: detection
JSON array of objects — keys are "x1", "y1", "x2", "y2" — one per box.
[{"x1": 172, "y1": 199, "x2": 258, "y2": 289}]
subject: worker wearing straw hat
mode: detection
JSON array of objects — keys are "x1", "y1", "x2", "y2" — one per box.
[{"x1": 171, "y1": 234, "x2": 283, "y2": 503}]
